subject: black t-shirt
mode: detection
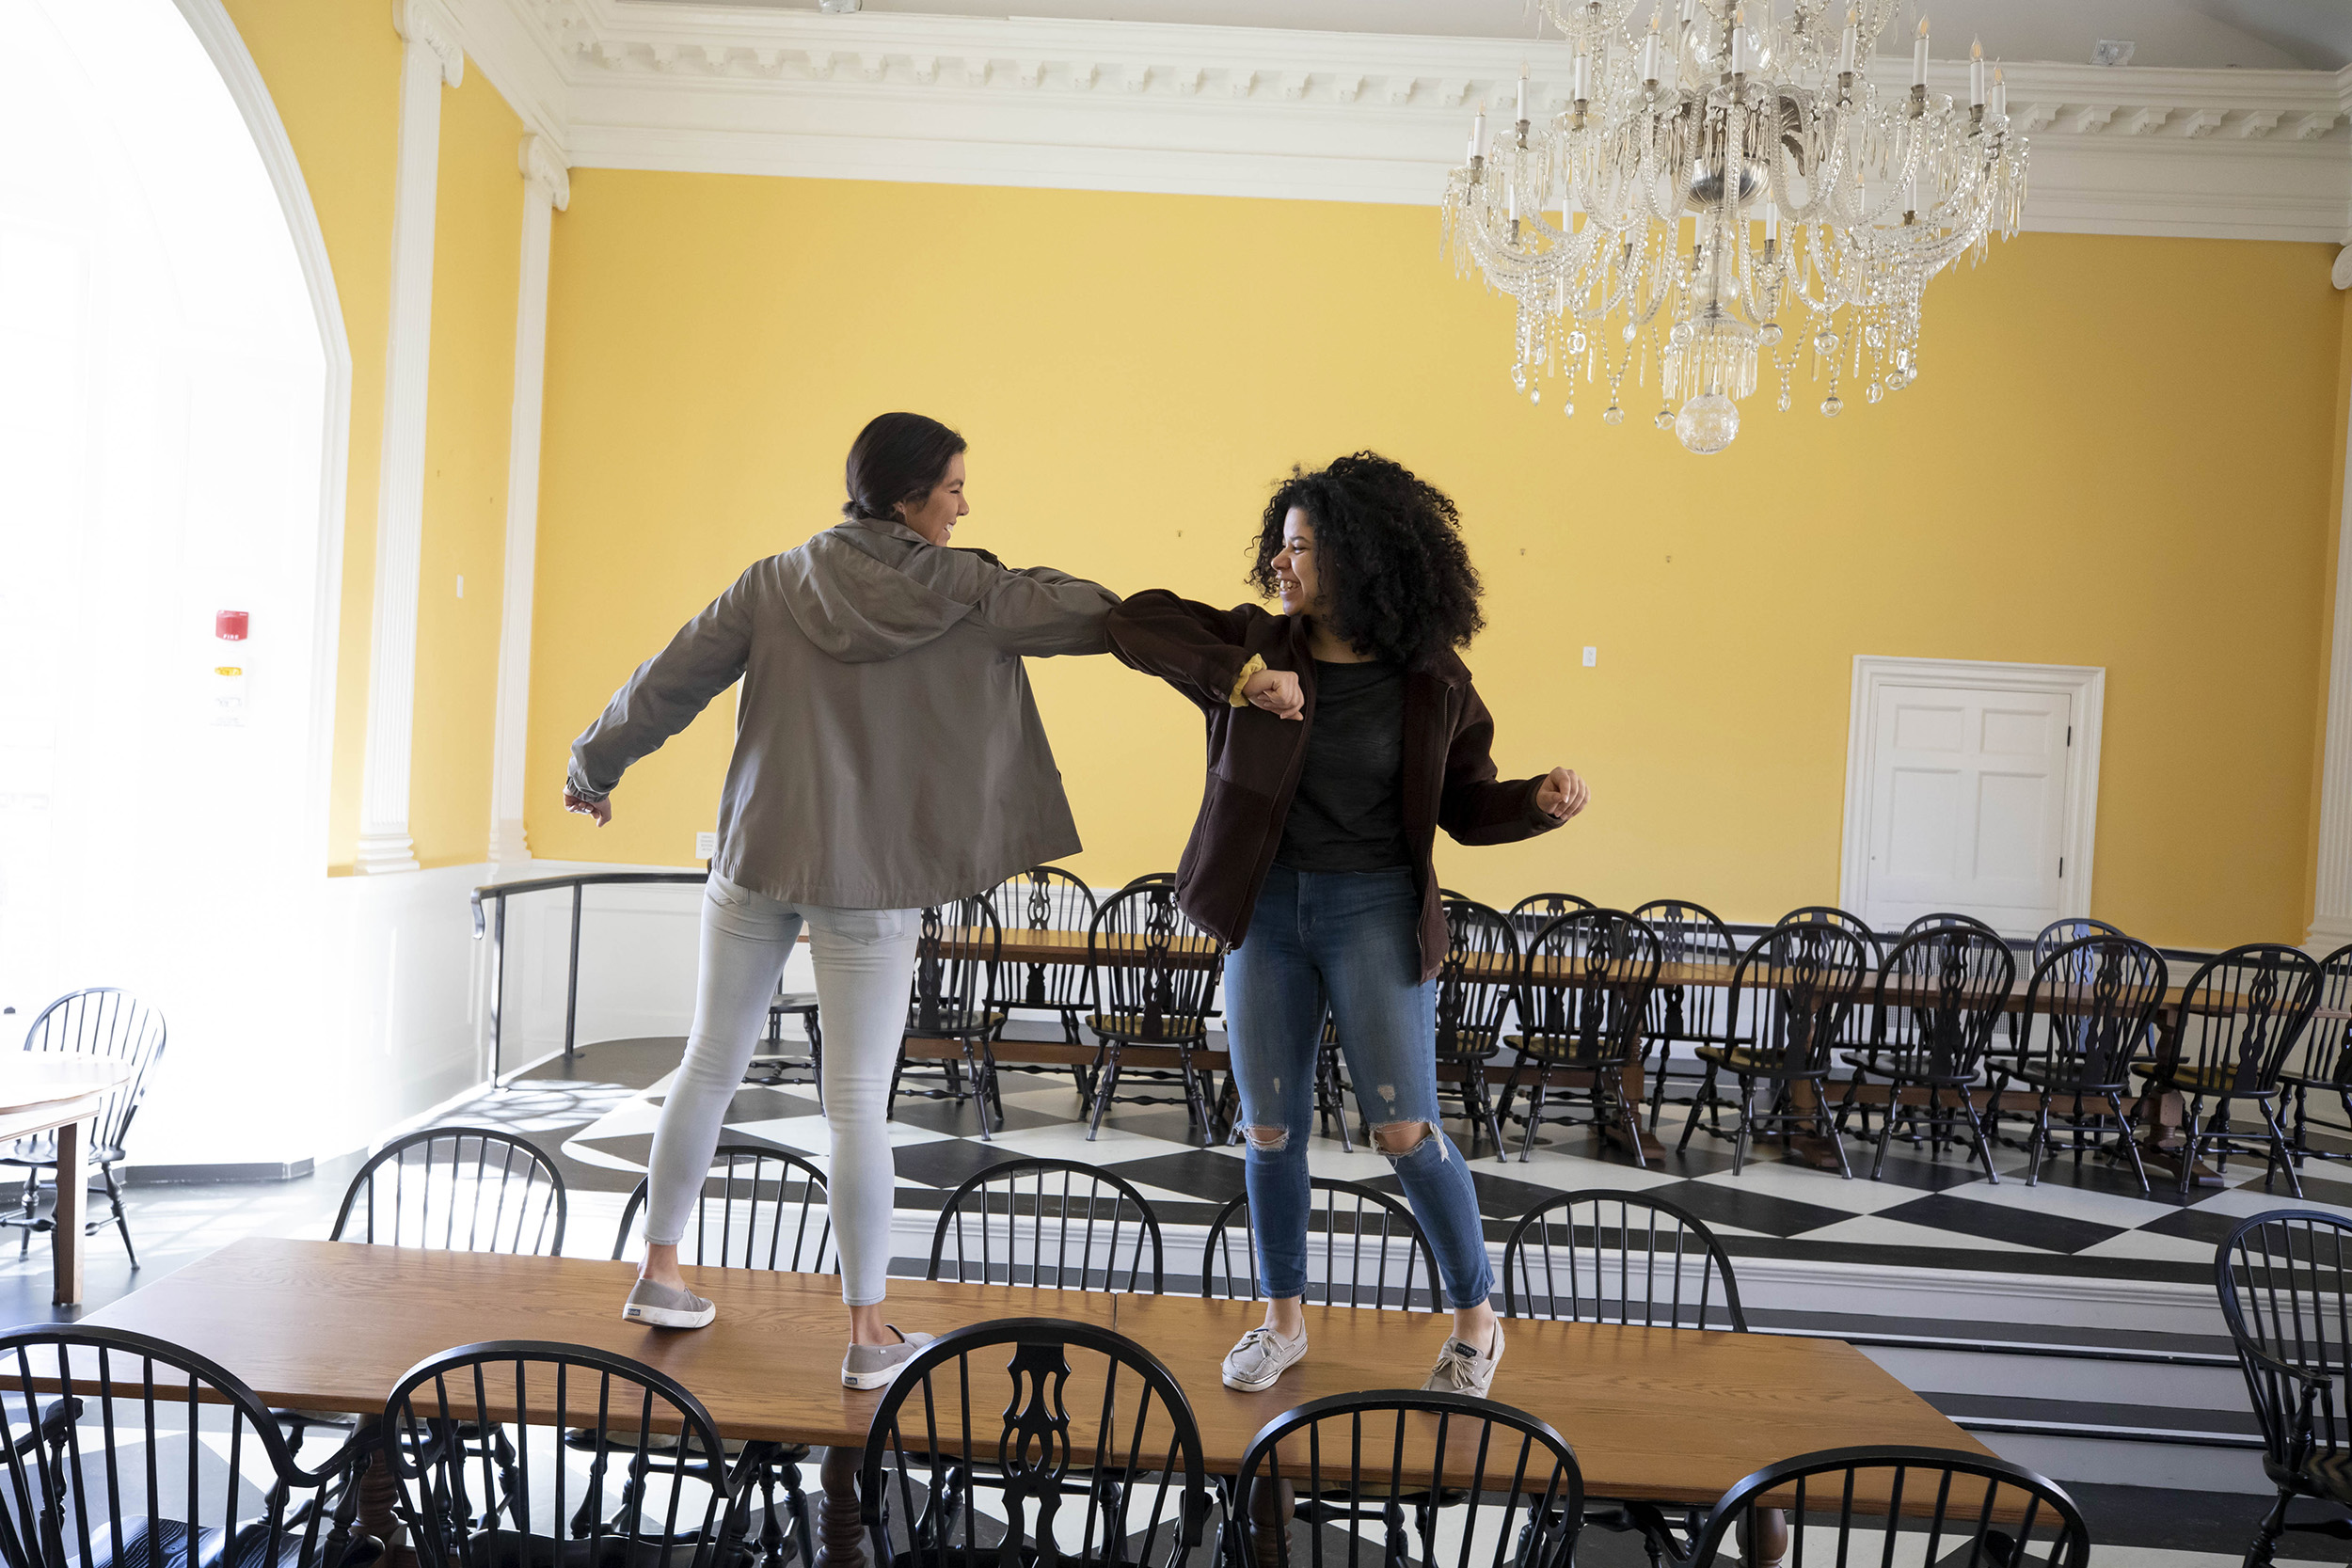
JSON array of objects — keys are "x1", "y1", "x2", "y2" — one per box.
[{"x1": 1275, "y1": 660, "x2": 1410, "y2": 873}]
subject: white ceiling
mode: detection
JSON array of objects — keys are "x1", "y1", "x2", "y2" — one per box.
[{"x1": 642, "y1": 0, "x2": 2352, "y2": 71}]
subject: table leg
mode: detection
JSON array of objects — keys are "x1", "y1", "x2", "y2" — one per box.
[
  {"x1": 1605, "y1": 1060, "x2": 1667, "y2": 1163},
  {"x1": 51, "y1": 1120, "x2": 82, "y2": 1307},
  {"x1": 814, "y1": 1445, "x2": 867, "y2": 1568},
  {"x1": 1739, "y1": 1506, "x2": 1789, "y2": 1568},
  {"x1": 352, "y1": 1418, "x2": 413, "y2": 1567},
  {"x1": 1247, "y1": 1474, "x2": 1296, "y2": 1568}
]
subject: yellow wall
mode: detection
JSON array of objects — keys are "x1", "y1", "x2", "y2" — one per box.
[
  {"x1": 527, "y1": 174, "x2": 2338, "y2": 948},
  {"x1": 217, "y1": 0, "x2": 400, "y2": 872},
  {"x1": 223, "y1": 2, "x2": 524, "y2": 870},
  {"x1": 409, "y1": 69, "x2": 521, "y2": 868}
]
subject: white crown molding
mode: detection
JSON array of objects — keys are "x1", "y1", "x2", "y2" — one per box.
[{"x1": 433, "y1": 0, "x2": 2352, "y2": 242}]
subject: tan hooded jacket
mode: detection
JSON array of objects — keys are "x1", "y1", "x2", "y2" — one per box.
[{"x1": 568, "y1": 516, "x2": 1118, "y2": 909}]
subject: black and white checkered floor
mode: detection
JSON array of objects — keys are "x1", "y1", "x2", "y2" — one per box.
[{"x1": 521, "y1": 1029, "x2": 2352, "y2": 1288}]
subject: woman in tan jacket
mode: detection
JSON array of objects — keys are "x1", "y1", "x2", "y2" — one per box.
[{"x1": 564, "y1": 412, "x2": 1117, "y2": 1387}]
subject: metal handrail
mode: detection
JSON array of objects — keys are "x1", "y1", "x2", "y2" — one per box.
[{"x1": 470, "y1": 870, "x2": 708, "y2": 1085}]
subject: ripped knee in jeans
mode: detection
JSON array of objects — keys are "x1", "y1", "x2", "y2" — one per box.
[
  {"x1": 1244, "y1": 1126, "x2": 1290, "y2": 1153},
  {"x1": 1373, "y1": 1120, "x2": 1436, "y2": 1159}
]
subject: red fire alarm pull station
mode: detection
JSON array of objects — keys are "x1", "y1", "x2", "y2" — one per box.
[{"x1": 216, "y1": 610, "x2": 249, "y2": 641}]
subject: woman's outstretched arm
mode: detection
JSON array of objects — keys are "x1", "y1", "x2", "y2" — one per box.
[
  {"x1": 1438, "y1": 683, "x2": 1587, "y2": 846},
  {"x1": 1105, "y1": 591, "x2": 1289, "y2": 714},
  {"x1": 565, "y1": 569, "x2": 756, "y2": 814}
]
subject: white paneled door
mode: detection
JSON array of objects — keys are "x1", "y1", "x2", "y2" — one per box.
[{"x1": 1843, "y1": 661, "x2": 2103, "y2": 939}]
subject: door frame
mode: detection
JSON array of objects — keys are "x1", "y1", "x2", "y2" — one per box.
[{"x1": 1838, "y1": 655, "x2": 2106, "y2": 927}]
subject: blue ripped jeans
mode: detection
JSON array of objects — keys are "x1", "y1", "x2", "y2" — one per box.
[{"x1": 1226, "y1": 864, "x2": 1495, "y2": 1310}]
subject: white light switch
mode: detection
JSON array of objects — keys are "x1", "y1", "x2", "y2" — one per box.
[
  {"x1": 455, "y1": 575, "x2": 465, "y2": 599},
  {"x1": 695, "y1": 831, "x2": 718, "y2": 859},
  {"x1": 1581, "y1": 646, "x2": 1597, "y2": 667}
]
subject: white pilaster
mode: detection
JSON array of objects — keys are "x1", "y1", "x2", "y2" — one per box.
[
  {"x1": 356, "y1": 0, "x2": 462, "y2": 875},
  {"x1": 2311, "y1": 302, "x2": 2352, "y2": 952},
  {"x1": 487, "y1": 135, "x2": 567, "y2": 866}
]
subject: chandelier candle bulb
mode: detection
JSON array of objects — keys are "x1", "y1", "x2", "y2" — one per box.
[
  {"x1": 1517, "y1": 62, "x2": 1528, "y2": 122},
  {"x1": 1642, "y1": 15, "x2": 1660, "y2": 83},
  {"x1": 1969, "y1": 39, "x2": 1984, "y2": 105},
  {"x1": 1839, "y1": 8, "x2": 1857, "y2": 74},
  {"x1": 1730, "y1": 8, "x2": 1747, "y2": 75},
  {"x1": 1913, "y1": 17, "x2": 1930, "y2": 87},
  {"x1": 1572, "y1": 51, "x2": 1589, "y2": 103},
  {"x1": 1990, "y1": 64, "x2": 2005, "y2": 119}
]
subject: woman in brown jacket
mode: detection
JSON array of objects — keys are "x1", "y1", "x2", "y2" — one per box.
[{"x1": 1107, "y1": 452, "x2": 1586, "y2": 1399}]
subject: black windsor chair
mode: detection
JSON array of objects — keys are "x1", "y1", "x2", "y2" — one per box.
[
  {"x1": 1501, "y1": 1189, "x2": 1747, "y2": 1331},
  {"x1": 1500, "y1": 1190, "x2": 1746, "y2": 1565},
  {"x1": 2135, "y1": 944, "x2": 2323, "y2": 1201},
  {"x1": 2218, "y1": 1209, "x2": 2352, "y2": 1565},
  {"x1": 983, "y1": 867, "x2": 1103, "y2": 1105},
  {"x1": 1, "y1": 988, "x2": 167, "y2": 1268},
  {"x1": 1677, "y1": 923, "x2": 1873, "y2": 1177},
  {"x1": 2280, "y1": 942, "x2": 2352, "y2": 1167},
  {"x1": 1082, "y1": 882, "x2": 1226, "y2": 1146},
  {"x1": 893, "y1": 896, "x2": 1007, "y2": 1137},
  {"x1": 2033, "y1": 917, "x2": 2127, "y2": 961},
  {"x1": 1232, "y1": 1390, "x2": 1582, "y2": 1568},
  {"x1": 928, "y1": 1158, "x2": 1164, "y2": 1292},
  {"x1": 1833, "y1": 925, "x2": 2016, "y2": 1182},
  {"x1": 0, "y1": 1323, "x2": 381, "y2": 1568},
  {"x1": 1201, "y1": 1177, "x2": 1438, "y2": 1311},
  {"x1": 1432, "y1": 896, "x2": 1518, "y2": 1157},
  {"x1": 2000, "y1": 937, "x2": 2169, "y2": 1192},
  {"x1": 857, "y1": 1320, "x2": 1211, "y2": 1568},
  {"x1": 1629, "y1": 900, "x2": 1740, "y2": 1135},
  {"x1": 606, "y1": 1146, "x2": 834, "y2": 1568},
  {"x1": 383, "y1": 1341, "x2": 754, "y2": 1568},
  {"x1": 1498, "y1": 911, "x2": 1664, "y2": 1166},
  {"x1": 1683, "y1": 1447, "x2": 2090, "y2": 1568},
  {"x1": 610, "y1": 1144, "x2": 834, "y2": 1274},
  {"x1": 329, "y1": 1127, "x2": 567, "y2": 1254}
]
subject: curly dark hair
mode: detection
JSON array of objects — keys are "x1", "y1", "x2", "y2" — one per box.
[{"x1": 1248, "y1": 452, "x2": 1485, "y2": 668}]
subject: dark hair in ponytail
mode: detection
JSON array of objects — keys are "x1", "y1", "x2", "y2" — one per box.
[{"x1": 843, "y1": 412, "x2": 967, "y2": 523}]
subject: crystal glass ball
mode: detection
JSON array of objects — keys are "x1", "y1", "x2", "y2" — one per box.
[{"x1": 1674, "y1": 391, "x2": 1740, "y2": 455}]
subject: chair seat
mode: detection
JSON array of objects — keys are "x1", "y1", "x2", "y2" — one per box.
[
  {"x1": 84, "y1": 1515, "x2": 361, "y2": 1568},
  {"x1": 1839, "y1": 1051, "x2": 1981, "y2": 1087},
  {"x1": 903, "y1": 1009, "x2": 999, "y2": 1039},
  {"x1": 2304, "y1": 1447, "x2": 2352, "y2": 1503},
  {"x1": 1506, "y1": 1034, "x2": 1626, "y2": 1068},
  {"x1": 770, "y1": 993, "x2": 818, "y2": 1013},
  {"x1": 2009, "y1": 1059, "x2": 2132, "y2": 1093},
  {"x1": 1088, "y1": 1014, "x2": 1208, "y2": 1046},
  {"x1": 2134, "y1": 1061, "x2": 2266, "y2": 1098},
  {"x1": 0, "y1": 1135, "x2": 126, "y2": 1168},
  {"x1": 467, "y1": 1528, "x2": 751, "y2": 1568},
  {"x1": 1694, "y1": 1045, "x2": 1820, "y2": 1079}
]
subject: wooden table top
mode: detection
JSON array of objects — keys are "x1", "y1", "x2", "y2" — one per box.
[
  {"x1": 84, "y1": 1238, "x2": 1982, "y2": 1510},
  {"x1": 0, "y1": 1057, "x2": 132, "y2": 1117}
]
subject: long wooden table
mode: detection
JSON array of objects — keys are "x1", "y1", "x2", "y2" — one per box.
[{"x1": 83, "y1": 1238, "x2": 1989, "y2": 1567}]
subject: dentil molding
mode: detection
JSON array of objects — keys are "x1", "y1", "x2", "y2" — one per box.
[{"x1": 440, "y1": 0, "x2": 2352, "y2": 239}]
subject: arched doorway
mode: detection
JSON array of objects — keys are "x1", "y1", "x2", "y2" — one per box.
[{"x1": 0, "y1": 0, "x2": 347, "y2": 1168}]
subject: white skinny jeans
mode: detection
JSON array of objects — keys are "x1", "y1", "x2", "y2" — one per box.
[{"x1": 643, "y1": 874, "x2": 918, "y2": 1306}]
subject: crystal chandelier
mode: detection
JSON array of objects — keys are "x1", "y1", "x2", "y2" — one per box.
[{"x1": 1440, "y1": 0, "x2": 2027, "y2": 453}]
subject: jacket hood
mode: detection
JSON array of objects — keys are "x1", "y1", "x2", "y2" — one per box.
[{"x1": 779, "y1": 520, "x2": 976, "y2": 664}]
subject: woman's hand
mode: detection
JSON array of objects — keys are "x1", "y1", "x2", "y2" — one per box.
[
  {"x1": 1535, "y1": 768, "x2": 1588, "y2": 822},
  {"x1": 564, "y1": 790, "x2": 612, "y2": 827},
  {"x1": 1244, "y1": 669, "x2": 1305, "y2": 721}
]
